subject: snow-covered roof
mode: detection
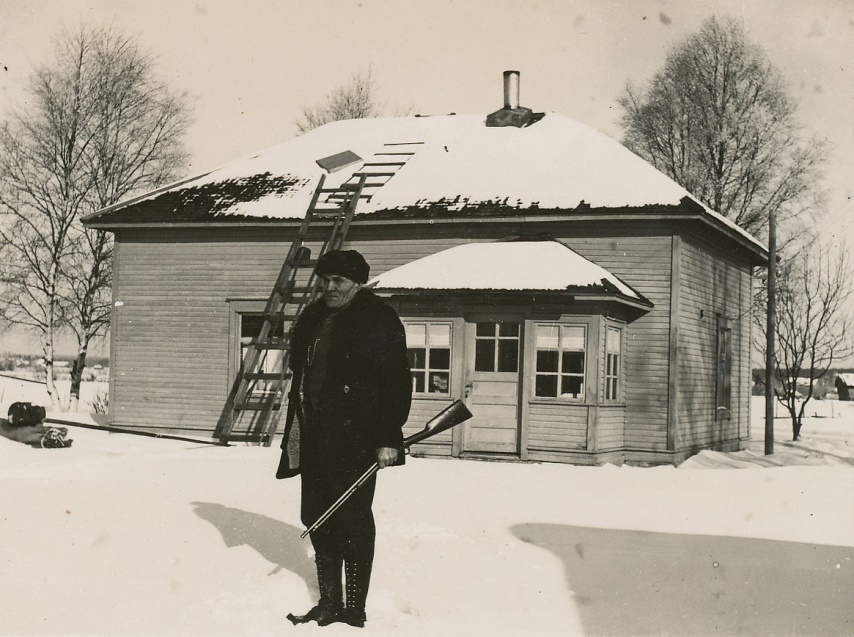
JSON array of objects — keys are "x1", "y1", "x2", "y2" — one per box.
[
  {"x1": 369, "y1": 239, "x2": 648, "y2": 304},
  {"x1": 83, "y1": 112, "x2": 765, "y2": 254},
  {"x1": 837, "y1": 373, "x2": 854, "y2": 386}
]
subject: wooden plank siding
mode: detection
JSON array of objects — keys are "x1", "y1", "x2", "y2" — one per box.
[
  {"x1": 564, "y1": 235, "x2": 674, "y2": 451},
  {"x1": 526, "y1": 403, "x2": 588, "y2": 450},
  {"x1": 108, "y1": 218, "x2": 755, "y2": 465},
  {"x1": 676, "y1": 234, "x2": 752, "y2": 451},
  {"x1": 111, "y1": 228, "x2": 299, "y2": 433},
  {"x1": 404, "y1": 398, "x2": 456, "y2": 457},
  {"x1": 596, "y1": 406, "x2": 626, "y2": 450}
]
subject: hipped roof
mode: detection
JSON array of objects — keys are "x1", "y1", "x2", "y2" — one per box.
[
  {"x1": 369, "y1": 239, "x2": 650, "y2": 309},
  {"x1": 83, "y1": 112, "x2": 766, "y2": 259}
]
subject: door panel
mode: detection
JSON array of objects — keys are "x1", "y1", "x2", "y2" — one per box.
[{"x1": 463, "y1": 321, "x2": 521, "y2": 454}]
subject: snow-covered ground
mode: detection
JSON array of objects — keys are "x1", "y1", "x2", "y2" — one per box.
[{"x1": 1, "y1": 380, "x2": 851, "y2": 636}]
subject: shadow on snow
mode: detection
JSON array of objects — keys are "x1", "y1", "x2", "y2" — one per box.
[
  {"x1": 191, "y1": 502, "x2": 315, "y2": 588},
  {"x1": 512, "y1": 523, "x2": 853, "y2": 637}
]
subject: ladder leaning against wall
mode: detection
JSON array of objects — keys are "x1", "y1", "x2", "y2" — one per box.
[
  {"x1": 216, "y1": 172, "x2": 367, "y2": 446},
  {"x1": 216, "y1": 140, "x2": 422, "y2": 445}
]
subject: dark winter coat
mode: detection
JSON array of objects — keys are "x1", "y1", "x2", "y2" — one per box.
[{"x1": 277, "y1": 288, "x2": 412, "y2": 477}]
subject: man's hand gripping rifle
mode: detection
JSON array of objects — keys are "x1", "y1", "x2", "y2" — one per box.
[{"x1": 301, "y1": 400, "x2": 473, "y2": 539}]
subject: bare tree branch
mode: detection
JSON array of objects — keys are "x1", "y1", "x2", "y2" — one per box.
[
  {"x1": 295, "y1": 65, "x2": 408, "y2": 133},
  {"x1": 618, "y1": 15, "x2": 827, "y2": 244},
  {"x1": 0, "y1": 23, "x2": 192, "y2": 410}
]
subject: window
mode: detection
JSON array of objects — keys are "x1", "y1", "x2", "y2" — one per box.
[
  {"x1": 475, "y1": 322, "x2": 519, "y2": 372},
  {"x1": 605, "y1": 326, "x2": 621, "y2": 401},
  {"x1": 240, "y1": 314, "x2": 285, "y2": 399},
  {"x1": 406, "y1": 322, "x2": 451, "y2": 395},
  {"x1": 717, "y1": 317, "x2": 732, "y2": 414},
  {"x1": 534, "y1": 324, "x2": 585, "y2": 399}
]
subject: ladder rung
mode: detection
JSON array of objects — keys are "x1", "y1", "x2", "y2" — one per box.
[
  {"x1": 242, "y1": 372, "x2": 291, "y2": 381},
  {"x1": 275, "y1": 284, "x2": 313, "y2": 294},
  {"x1": 375, "y1": 152, "x2": 415, "y2": 156},
  {"x1": 285, "y1": 258, "x2": 319, "y2": 268},
  {"x1": 248, "y1": 338, "x2": 292, "y2": 349},
  {"x1": 324, "y1": 192, "x2": 371, "y2": 199},
  {"x1": 260, "y1": 313, "x2": 300, "y2": 321},
  {"x1": 311, "y1": 210, "x2": 346, "y2": 218},
  {"x1": 318, "y1": 185, "x2": 360, "y2": 193},
  {"x1": 235, "y1": 401, "x2": 283, "y2": 411}
]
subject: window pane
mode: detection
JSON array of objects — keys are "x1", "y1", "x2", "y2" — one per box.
[
  {"x1": 561, "y1": 376, "x2": 584, "y2": 398},
  {"x1": 430, "y1": 348, "x2": 450, "y2": 370},
  {"x1": 536, "y1": 375, "x2": 558, "y2": 397},
  {"x1": 499, "y1": 322, "x2": 519, "y2": 337},
  {"x1": 475, "y1": 340, "x2": 495, "y2": 371},
  {"x1": 537, "y1": 350, "x2": 559, "y2": 373},
  {"x1": 408, "y1": 348, "x2": 426, "y2": 369},
  {"x1": 405, "y1": 324, "x2": 426, "y2": 347},
  {"x1": 429, "y1": 372, "x2": 450, "y2": 394},
  {"x1": 428, "y1": 324, "x2": 451, "y2": 347},
  {"x1": 498, "y1": 339, "x2": 518, "y2": 372},
  {"x1": 561, "y1": 325, "x2": 585, "y2": 350},
  {"x1": 606, "y1": 327, "x2": 621, "y2": 353},
  {"x1": 411, "y1": 372, "x2": 425, "y2": 393},
  {"x1": 606, "y1": 378, "x2": 618, "y2": 400},
  {"x1": 535, "y1": 324, "x2": 560, "y2": 349},
  {"x1": 562, "y1": 351, "x2": 585, "y2": 374},
  {"x1": 476, "y1": 322, "x2": 496, "y2": 337}
]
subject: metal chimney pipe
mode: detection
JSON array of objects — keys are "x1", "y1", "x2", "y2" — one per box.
[{"x1": 503, "y1": 70, "x2": 520, "y2": 110}]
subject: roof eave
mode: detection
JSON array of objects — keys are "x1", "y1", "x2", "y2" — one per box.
[{"x1": 371, "y1": 287, "x2": 653, "y2": 312}]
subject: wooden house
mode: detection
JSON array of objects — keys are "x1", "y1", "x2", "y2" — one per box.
[
  {"x1": 835, "y1": 373, "x2": 854, "y2": 401},
  {"x1": 83, "y1": 73, "x2": 768, "y2": 465}
]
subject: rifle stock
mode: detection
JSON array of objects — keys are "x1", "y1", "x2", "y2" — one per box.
[{"x1": 300, "y1": 400, "x2": 472, "y2": 538}]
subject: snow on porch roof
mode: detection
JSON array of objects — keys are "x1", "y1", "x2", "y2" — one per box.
[{"x1": 368, "y1": 239, "x2": 648, "y2": 303}]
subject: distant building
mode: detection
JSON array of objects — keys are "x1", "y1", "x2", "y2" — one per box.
[
  {"x1": 82, "y1": 73, "x2": 768, "y2": 466},
  {"x1": 835, "y1": 373, "x2": 854, "y2": 401}
]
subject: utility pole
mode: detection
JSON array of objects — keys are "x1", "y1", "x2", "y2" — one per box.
[{"x1": 764, "y1": 206, "x2": 777, "y2": 455}]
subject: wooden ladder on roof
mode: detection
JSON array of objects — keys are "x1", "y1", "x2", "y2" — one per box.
[
  {"x1": 217, "y1": 142, "x2": 421, "y2": 446},
  {"x1": 216, "y1": 173, "x2": 366, "y2": 445}
]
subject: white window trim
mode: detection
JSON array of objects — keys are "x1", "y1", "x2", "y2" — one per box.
[
  {"x1": 404, "y1": 319, "x2": 455, "y2": 398},
  {"x1": 530, "y1": 320, "x2": 590, "y2": 403}
]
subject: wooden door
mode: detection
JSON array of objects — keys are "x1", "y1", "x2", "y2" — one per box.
[{"x1": 462, "y1": 320, "x2": 521, "y2": 454}]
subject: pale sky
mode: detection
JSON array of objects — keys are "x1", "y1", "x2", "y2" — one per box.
[{"x1": 0, "y1": 0, "x2": 852, "y2": 355}]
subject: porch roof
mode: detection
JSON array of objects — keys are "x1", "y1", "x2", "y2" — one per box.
[{"x1": 369, "y1": 239, "x2": 650, "y2": 306}]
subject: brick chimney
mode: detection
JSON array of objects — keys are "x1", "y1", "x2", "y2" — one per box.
[{"x1": 486, "y1": 70, "x2": 534, "y2": 128}]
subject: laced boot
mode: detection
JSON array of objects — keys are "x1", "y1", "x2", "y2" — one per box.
[
  {"x1": 341, "y1": 560, "x2": 373, "y2": 628},
  {"x1": 287, "y1": 554, "x2": 343, "y2": 625}
]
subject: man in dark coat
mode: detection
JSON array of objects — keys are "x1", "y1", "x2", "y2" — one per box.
[{"x1": 286, "y1": 249, "x2": 412, "y2": 628}]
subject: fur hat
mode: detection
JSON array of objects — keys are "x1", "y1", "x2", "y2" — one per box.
[{"x1": 315, "y1": 249, "x2": 370, "y2": 284}]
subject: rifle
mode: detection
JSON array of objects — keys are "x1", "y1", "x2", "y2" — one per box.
[{"x1": 300, "y1": 399, "x2": 473, "y2": 538}]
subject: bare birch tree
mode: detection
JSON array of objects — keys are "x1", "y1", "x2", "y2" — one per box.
[
  {"x1": 0, "y1": 24, "x2": 191, "y2": 410},
  {"x1": 618, "y1": 15, "x2": 826, "y2": 242},
  {"x1": 754, "y1": 243, "x2": 854, "y2": 440}
]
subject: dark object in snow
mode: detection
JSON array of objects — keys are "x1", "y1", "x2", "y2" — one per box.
[
  {"x1": 0, "y1": 419, "x2": 73, "y2": 448},
  {"x1": 7, "y1": 401, "x2": 47, "y2": 427}
]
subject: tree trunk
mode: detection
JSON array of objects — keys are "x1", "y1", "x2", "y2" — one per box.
[
  {"x1": 42, "y1": 340, "x2": 62, "y2": 411},
  {"x1": 792, "y1": 417, "x2": 802, "y2": 441},
  {"x1": 69, "y1": 346, "x2": 88, "y2": 412}
]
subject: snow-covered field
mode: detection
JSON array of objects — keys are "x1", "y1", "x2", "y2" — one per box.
[{"x1": 1, "y1": 379, "x2": 852, "y2": 636}]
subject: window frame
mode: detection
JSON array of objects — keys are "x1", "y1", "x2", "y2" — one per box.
[
  {"x1": 604, "y1": 323, "x2": 624, "y2": 403},
  {"x1": 716, "y1": 315, "x2": 733, "y2": 418},
  {"x1": 404, "y1": 319, "x2": 454, "y2": 397},
  {"x1": 530, "y1": 321, "x2": 590, "y2": 403}
]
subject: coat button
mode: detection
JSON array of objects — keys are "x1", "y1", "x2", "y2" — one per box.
[{"x1": 343, "y1": 385, "x2": 350, "y2": 393}]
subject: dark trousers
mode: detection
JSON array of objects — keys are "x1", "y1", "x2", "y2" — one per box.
[{"x1": 301, "y1": 466, "x2": 377, "y2": 564}]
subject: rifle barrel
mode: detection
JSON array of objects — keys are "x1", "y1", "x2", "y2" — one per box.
[{"x1": 300, "y1": 462, "x2": 380, "y2": 539}]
